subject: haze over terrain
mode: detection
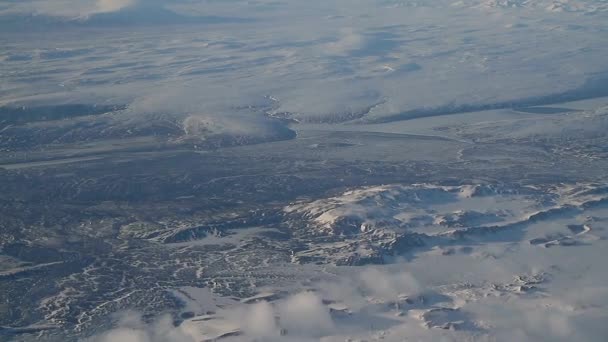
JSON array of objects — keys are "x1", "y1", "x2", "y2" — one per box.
[{"x1": 1, "y1": 0, "x2": 607, "y2": 341}]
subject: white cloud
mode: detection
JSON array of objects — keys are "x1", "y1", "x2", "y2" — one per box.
[
  {"x1": 359, "y1": 268, "x2": 421, "y2": 300},
  {"x1": 96, "y1": 328, "x2": 150, "y2": 342},
  {"x1": 229, "y1": 301, "x2": 280, "y2": 338},
  {"x1": 89, "y1": 292, "x2": 334, "y2": 342},
  {"x1": 89, "y1": 312, "x2": 195, "y2": 342},
  {"x1": 85, "y1": 263, "x2": 608, "y2": 342},
  {"x1": 323, "y1": 28, "x2": 366, "y2": 56},
  {"x1": 278, "y1": 292, "x2": 334, "y2": 337}
]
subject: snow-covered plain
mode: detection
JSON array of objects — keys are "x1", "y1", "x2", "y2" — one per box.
[
  {"x1": 1, "y1": 1, "x2": 608, "y2": 342},
  {"x1": 2, "y1": 0, "x2": 608, "y2": 128}
]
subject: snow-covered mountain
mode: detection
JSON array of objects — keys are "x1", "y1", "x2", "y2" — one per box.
[
  {"x1": 2, "y1": 1, "x2": 608, "y2": 341},
  {"x1": 0, "y1": 0, "x2": 251, "y2": 31}
]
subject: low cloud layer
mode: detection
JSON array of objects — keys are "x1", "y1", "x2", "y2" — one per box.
[
  {"x1": 85, "y1": 263, "x2": 608, "y2": 342},
  {"x1": 90, "y1": 312, "x2": 194, "y2": 342},
  {"x1": 90, "y1": 292, "x2": 336, "y2": 342},
  {"x1": 88, "y1": 268, "x2": 421, "y2": 342}
]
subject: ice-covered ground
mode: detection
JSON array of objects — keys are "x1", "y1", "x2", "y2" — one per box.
[
  {"x1": 2, "y1": 1, "x2": 608, "y2": 341},
  {"x1": 91, "y1": 179, "x2": 608, "y2": 341},
  {"x1": 2, "y1": 0, "x2": 608, "y2": 130}
]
